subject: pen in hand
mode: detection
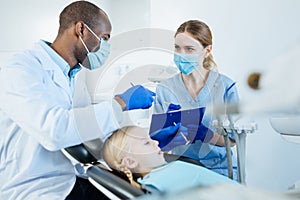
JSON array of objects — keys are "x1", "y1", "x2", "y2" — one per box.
[{"x1": 173, "y1": 122, "x2": 190, "y2": 145}]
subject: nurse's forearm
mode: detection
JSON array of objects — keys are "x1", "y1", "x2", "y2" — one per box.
[{"x1": 209, "y1": 132, "x2": 236, "y2": 147}]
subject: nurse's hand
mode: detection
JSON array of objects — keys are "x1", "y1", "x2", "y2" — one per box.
[
  {"x1": 115, "y1": 85, "x2": 156, "y2": 110},
  {"x1": 185, "y1": 124, "x2": 214, "y2": 143},
  {"x1": 150, "y1": 123, "x2": 188, "y2": 151},
  {"x1": 166, "y1": 103, "x2": 181, "y2": 112}
]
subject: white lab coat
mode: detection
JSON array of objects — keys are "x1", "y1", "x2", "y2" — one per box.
[{"x1": 0, "y1": 40, "x2": 121, "y2": 199}]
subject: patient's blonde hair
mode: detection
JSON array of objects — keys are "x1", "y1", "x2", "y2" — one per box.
[{"x1": 102, "y1": 126, "x2": 142, "y2": 189}]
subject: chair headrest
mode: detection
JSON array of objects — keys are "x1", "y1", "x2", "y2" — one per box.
[
  {"x1": 64, "y1": 139, "x2": 104, "y2": 164},
  {"x1": 65, "y1": 143, "x2": 97, "y2": 164}
]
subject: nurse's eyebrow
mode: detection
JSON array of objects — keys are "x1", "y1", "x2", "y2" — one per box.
[
  {"x1": 184, "y1": 45, "x2": 196, "y2": 48},
  {"x1": 174, "y1": 44, "x2": 195, "y2": 47}
]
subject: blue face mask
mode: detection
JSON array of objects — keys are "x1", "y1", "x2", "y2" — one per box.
[
  {"x1": 80, "y1": 24, "x2": 110, "y2": 70},
  {"x1": 173, "y1": 53, "x2": 199, "y2": 75},
  {"x1": 87, "y1": 38, "x2": 110, "y2": 70}
]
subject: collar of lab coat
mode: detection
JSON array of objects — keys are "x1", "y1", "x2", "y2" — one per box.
[
  {"x1": 38, "y1": 40, "x2": 70, "y2": 74},
  {"x1": 35, "y1": 40, "x2": 72, "y2": 99}
]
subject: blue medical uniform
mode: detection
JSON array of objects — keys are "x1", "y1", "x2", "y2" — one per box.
[
  {"x1": 154, "y1": 71, "x2": 239, "y2": 179},
  {"x1": 138, "y1": 160, "x2": 238, "y2": 193},
  {"x1": 0, "y1": 40, "x2": 121, "y2": 199}
]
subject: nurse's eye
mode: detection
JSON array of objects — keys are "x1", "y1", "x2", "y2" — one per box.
[
  {"x1": 187, "y1": 47, "x2": 195, "y2": 52},
  {"x1": 174, "y1": 45, "x2": 180, "y2": 50}
]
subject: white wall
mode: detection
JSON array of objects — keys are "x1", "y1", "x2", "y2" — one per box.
[
  {"x1": 150, "y1": 0, "x2": 300, "y2": 191},
  {"x1": 83, "y1": 0, "x2": 152, "y2": 101},
  {"x1": 0, "y1": 0, "x2": 111, "y2": 66}
]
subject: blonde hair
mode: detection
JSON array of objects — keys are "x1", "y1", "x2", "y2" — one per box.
[
  {"x1": 175, "y1": 20, "x2": 217, "y2": 71},
  {"x1": 102, "y1": 126, "x2": 142, "y2": 189}
]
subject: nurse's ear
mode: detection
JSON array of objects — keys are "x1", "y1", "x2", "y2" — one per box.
[
  {"x1": 204, "y1": 45, "x2": 212, "y2": 58},
  {"x1": 121, "y1": 156, "x2": 138, "y2": 169}
]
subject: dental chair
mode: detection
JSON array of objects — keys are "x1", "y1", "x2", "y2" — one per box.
[
  {"x1": 63, "y1": 139, "x2": 205, "y2": 200},
  {"x1": 63, "y1": 139, "x2": 145, "y2": 200}
]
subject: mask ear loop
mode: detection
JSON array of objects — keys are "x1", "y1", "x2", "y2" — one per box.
[
  {"x1": 79, "y1": 36, "x2": 90, "y2": 53},
  {"x1": 84, "y1": 23, "x2": 103, "y2": 54},
  {"x1": 84, "y1": 24, "x2": 101, "y2": 41}
]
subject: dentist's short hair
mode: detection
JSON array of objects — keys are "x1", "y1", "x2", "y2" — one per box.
[{"x1": 58, "y1": 1, "x2": 106, "y2": 34}]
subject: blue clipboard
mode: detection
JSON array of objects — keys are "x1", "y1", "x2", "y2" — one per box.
[{"x1": 149, "y1": 107, "x2": 206, "y2": 134}]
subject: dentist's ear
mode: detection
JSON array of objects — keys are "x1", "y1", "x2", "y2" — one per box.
[
  {"x1": 75, "y1": 21, "x2": 85, "y2": 37},
  {"x1": 121, "y1": 156, "x2": 138, "y2": 169}
]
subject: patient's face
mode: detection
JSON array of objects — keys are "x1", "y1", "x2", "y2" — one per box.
[{"x1": 125, "y1": 126, "x2": 166, "y2": 173}]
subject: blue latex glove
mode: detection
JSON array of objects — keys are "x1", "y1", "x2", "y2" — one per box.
[
  {"x1": 166, "y1": 103, "x2": 181, "y2": 112},
  {"x1": 150, "y1": 123, "x2": 189, "y2": 151},
  {"x1": 150, "y1": 123, "x2": 180, "y2": 148},
  {"x1": 185, "y1": 124, "x2": 214, "y2": 143},
  {"x1": 115, "y1": 85, "x2": 156, "y2": 110}
]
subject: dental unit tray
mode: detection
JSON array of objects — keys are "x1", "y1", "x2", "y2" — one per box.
[{"x1": 213, "y1": 119, "x2": 258, "y2": 134}]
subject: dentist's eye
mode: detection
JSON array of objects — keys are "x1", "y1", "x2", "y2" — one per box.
[{"x1": 103, "y1": 35, "x2": 110, "y2": 41}]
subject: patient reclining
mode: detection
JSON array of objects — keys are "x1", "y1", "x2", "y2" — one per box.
[{"x1": 102, "y1": 126, "x2": 238, "y2": 193}]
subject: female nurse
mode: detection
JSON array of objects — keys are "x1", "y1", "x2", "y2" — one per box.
[{"x1": 153, "y1": 20, "x2": 239, "y2": 179}]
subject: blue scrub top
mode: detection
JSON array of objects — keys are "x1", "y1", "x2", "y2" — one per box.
[{"x1": 154, "y1": 71, "x2": 239, "y2": 179}]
